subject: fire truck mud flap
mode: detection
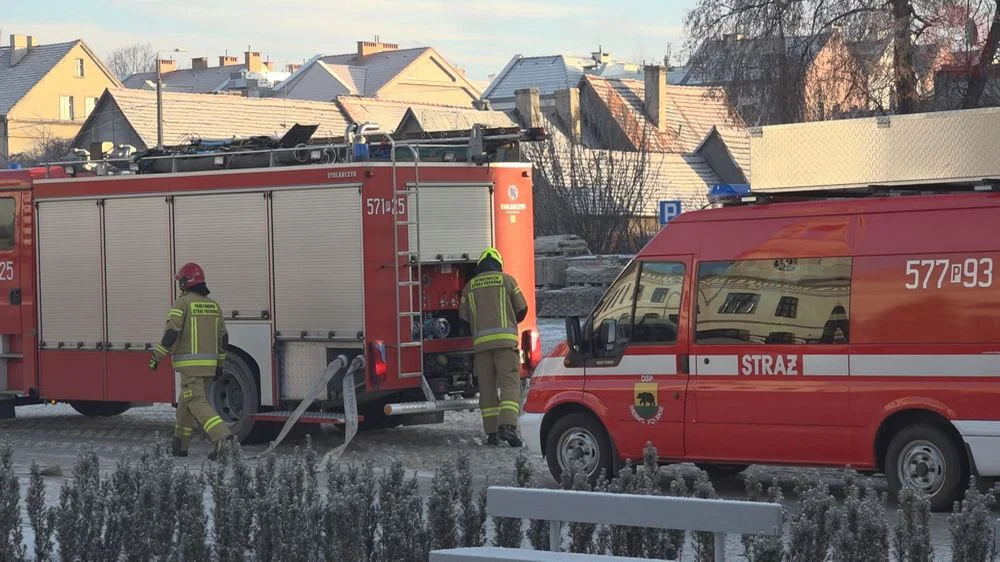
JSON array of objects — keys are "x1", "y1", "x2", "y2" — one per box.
[{"x1": 253, "y1": 354, "x2": 364, "y2": 466}]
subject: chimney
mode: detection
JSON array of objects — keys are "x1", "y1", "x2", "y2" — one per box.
[
  {"x1": 514, "y1": 88, "x2": 542, "y2": 129},
  {"x1": 285, "y1": 63, "x2": 302, "y2": 73},
  {"x1": 644, "y1": 65, "x2": 666, "y2": 133},
  {"x1": 191, "y1": 57, "x2": 209, "y2": 70},
  {"x1": 219, "y1": 55, "x2": 240, "y2": 67},
  {"x1": 555, "y1": 87, "x2": 581, "y2": 142},
  {"x1": 357, "y1": 39, "x2": 399, "y2": 57},
  {"x1": 157, "y1": 58, "x2": 177, "y2": 73},
  {"x1": 262, "y1": 60, "x2": 274, "y2": 72},
  {"x1": 9, "y1": 34, "x2": 30, "y2": 67},
  {"x1": 245, "y1": 51, "x2": 262, "y2": 73}
]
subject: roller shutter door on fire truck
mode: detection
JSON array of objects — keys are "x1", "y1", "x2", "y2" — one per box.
[
  {"x1": 37, "y1": 200, "x2": 105, "y2": 347},
  {"x1": 271, "y1": 187, "x2": 363, "y2": 338},
  {"x1": 407, "y1": 183, "x2": 493, "y2": 262},
  {"x1": 173, "y1": 193, "x2": 270, "y2": 318}
]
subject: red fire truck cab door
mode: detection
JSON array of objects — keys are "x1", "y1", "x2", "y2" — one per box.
[
  {"x1": 580, "y1": 256, "x2": 692, "y2": 461},
  {"x1": 0, "y1": 193, "x2": 22, "y2": 335}
]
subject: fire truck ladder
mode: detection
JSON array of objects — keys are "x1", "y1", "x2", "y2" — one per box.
[{"x1": 389, "y1": 141, "x2": 426, "y2": 383}]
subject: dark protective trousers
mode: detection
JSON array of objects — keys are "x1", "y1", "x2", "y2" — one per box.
[
  {"x1": 475, "y1": 347, "x2": 521, "y2": 434},
  {"x1": 174, "y1": 370, "x2": 233, "y2": 452}
]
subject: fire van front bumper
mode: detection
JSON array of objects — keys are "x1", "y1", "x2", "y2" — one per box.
[{"x1": 519, "y1": 412, "x2": 544, "y2": 456}]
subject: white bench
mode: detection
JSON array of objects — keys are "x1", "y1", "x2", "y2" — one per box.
[{"x1": 429, "y1": 486, "x2": 783, "y2": 562}]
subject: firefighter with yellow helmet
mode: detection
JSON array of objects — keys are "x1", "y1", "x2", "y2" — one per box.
[
  {"x1": 459, "y1": 247, "x2": 529, "y2": 446},
  {"x1": 149, "y1": 262, "x2": 235, "y2": 460}
]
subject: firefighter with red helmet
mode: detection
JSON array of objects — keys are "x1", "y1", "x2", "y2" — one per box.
[
  {"x1": 459, "y1": 247, "x2": 529, "y2": 447},
  {"x1": 149, "y1": 262, "x2": 235, "y2": 459}
]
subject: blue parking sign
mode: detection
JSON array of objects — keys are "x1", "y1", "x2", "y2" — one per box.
[{"x1": 659, "y1": 200, "x2": 682, "y2": 225}]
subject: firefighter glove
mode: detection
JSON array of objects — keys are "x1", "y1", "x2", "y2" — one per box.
[{"x1": 148, "y1": 357, "x2": 159, "y2": 371}]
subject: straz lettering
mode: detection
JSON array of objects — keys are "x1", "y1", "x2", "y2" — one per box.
[
  {"x1": 739, "y1": 353, "x2": 802, "y2": 376},
  {"x1": 326, "y1": 171, "x2": 358, "y2": 179}
]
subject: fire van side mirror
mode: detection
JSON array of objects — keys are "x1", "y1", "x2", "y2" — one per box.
[
  {"x1": 599, "y1": 318, "x2": 618, "y2": 352},
  {"x1": 565, "y1": 316, "x2": 583, "y2": 352}
]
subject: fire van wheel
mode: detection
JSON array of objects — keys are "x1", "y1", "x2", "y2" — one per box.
[
  {"x1": 208, "y1": 354, "x2": 260, "y2": 443},
  {"x1": 545, "y1": 412, "x2": 614, "y2": 486},
  {"x1": 885, "y1": 424, "x2": 965, "y2": 512},
  {"x1": 69, "y1": 401, "x2": 131, "y2": 417}
]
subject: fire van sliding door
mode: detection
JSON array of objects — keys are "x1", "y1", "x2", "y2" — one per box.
[{"x1": 686, "y1": 256, "x2": 854, "y2": 465}]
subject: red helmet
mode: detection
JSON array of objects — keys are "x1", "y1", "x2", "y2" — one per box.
[{"x1": 175, "y1": 262, "x2": 206, "y2": 291}]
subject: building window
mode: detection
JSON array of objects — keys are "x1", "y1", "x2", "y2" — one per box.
[
  {"x1": 75, "y1": 58, "x2": 84, "y2": 77},
  {"x1": 631, "y1": 262, "x2": 685, "y2": 345},
  {"x1": 775, "y1": 296, "x2": 799, "y2": 318},
  {"x1": 84, "y1": 97, "x2": 97, "y2": 117},
  {"x1": 0, "y1": 198, "x2": 16, "y2": 251},
  {"x1": 696, "y1": 257, "x2": 852, "y2": 345},
  {"x1": 718, "y1": 292, "x2": 759, "y2": 314},
  {"x1": 59, "y1": 96, "x2": 74, "y2": 121}
]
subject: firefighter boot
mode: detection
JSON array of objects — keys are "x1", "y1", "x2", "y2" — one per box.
[
  {"x1": 486, "y1": 433, "x2": 499, "y2": 446},
  {"x1": 207, "y1": 435, "x2": 238, "y2": 462},
  {"x1": 499, "y1": 425, "x2": 522, "y2": 448},
  {"x1": 171, "y1": 437, "x2": 188, "y2": 458}
]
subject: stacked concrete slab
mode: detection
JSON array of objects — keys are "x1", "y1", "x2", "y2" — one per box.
[{"x1": 534, "y1": 235, "x2": 630, "y2": 318}]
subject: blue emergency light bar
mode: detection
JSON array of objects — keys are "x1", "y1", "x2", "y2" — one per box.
[{"x1": 707, "y1": 183, "x2": 752, "y2": 204}]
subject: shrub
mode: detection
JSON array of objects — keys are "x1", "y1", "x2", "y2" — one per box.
[
  {"x1": 949, "y1": 476, "x2": 998, "y2": 562},
  {"x1": 893, "y1": 486, "x2": 933, "y2": 562},
  {"x1": 829, "y1": 468, "x2": 889, "y2": 562},
  {"x1": 27, "y1": 461, "x2": 54, "y2": 562},
  {"x1": 741, "y1": 468, "x2": 785, "y2": 562},
  {"x1": 786, "y1": 473, "x2": 836, "y2": 561},
  {"x1": 0, "y1": 443, "x2": 26, "y2": 562}
]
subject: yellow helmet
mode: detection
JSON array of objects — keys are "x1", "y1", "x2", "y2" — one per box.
[{"x1": 478, "y1": 247, "x2": 503, "y2": 267}]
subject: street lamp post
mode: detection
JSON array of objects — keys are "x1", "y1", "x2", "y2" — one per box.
[{"x1": 156, "y1": 48, "x2": 186, "y2": 151}]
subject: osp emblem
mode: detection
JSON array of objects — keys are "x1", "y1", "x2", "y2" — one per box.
[
  {"x1": 629, "y1": 382, "x2": 664, "y2": 425},
  {"x1": 507, "y1": 184, "x2": 519, "y2": 201}
]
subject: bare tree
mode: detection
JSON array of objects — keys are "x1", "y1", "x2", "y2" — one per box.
[
  {"x1": 105, "y1": 43, "x2": 156, "y2": 80},
  {"x1": 683, "y1": 0, "x2": 1000, "y2": 122},
  {"x1": 526, "y1": 114, "x2": 661, "y2": 255},
  {"x1": 7, "y1": 128, "x2": 73, "y2": 166}
]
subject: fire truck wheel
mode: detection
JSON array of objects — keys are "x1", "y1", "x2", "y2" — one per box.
[
  {"x1": 545, "y1": 412, "x2": 614, "y2": 486},
  {"x1": 209, "y1": 354, "x2": 260, "y2": 443},
  {"x1": 885, "y1": 423, "x2": 964, "y2": 512},
  {"x1": 69, "y1": 401, "x2": 131, "y2": 417}
]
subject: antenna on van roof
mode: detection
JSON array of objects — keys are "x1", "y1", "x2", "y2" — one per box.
[{"x1": 707, "y1": 179, "x2": 1000, "y2": 207}]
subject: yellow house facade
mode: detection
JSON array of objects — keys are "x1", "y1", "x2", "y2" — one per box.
[{"x1": 0, "y1": 34, "x2": 121, "y2": 159}]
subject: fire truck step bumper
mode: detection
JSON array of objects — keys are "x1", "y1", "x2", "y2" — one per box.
[
  {"x1": 383, "y1": 398, "x2": 480, "y2": 416},
  {"x1": 250, "y1": 410, "x2": 366, "y2": 425}
]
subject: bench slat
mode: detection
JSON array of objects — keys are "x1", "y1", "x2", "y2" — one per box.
[
  {"x1": 486, "y1": 487, "x2": 782, "y2": 535},
  {"x1": 429, "y1": 546, "x2": 658, "y2": 562}
]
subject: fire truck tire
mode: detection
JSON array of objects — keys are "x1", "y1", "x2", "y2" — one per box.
[
  {"x1": 69, "y1": 401, "x2": 131, "y2": 417},
  {"x1": 209, "y1": 353, "x2": 260, "y2": 443},
  {"x1": 885, "y1": 423, "x2": 965, "y2": 512},
  {"x1": 545, "y1": 412, "x2": 615, "y2": 486}
]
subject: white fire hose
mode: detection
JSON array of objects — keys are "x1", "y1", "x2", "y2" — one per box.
[{"x1": 252, "y1": 354, "x2": 363, "y2": 469}]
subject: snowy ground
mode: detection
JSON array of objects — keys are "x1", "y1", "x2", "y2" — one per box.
[{"x1": 0, "y1": 319, "x2": 993, "y2": 559}]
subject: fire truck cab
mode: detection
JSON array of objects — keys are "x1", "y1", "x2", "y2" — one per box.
[
  {"x1": 0, "y1": 122, "x2": 543, "y2": 447},
  {"x1": 522, "y1": 181, "x2": 1000, "y2": 511}
]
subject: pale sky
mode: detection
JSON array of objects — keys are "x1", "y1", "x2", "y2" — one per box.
[{"x1": 1, "y1": 0, "x2": 698, "y2": 82}]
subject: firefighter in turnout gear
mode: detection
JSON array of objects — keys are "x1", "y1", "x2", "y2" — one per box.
[
  {"x1": 459, "y1": 247, "x2": 529, "y2": 447},
  {"x1": 149, "y1": 263, "x2": 235, "y2": 460}
]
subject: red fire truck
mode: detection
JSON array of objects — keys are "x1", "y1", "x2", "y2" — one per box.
[
  {"x1": 0, "y1": 122, "x2": 544, "y2": 447},
  {"x1": 521, "y1": 179, "x2": 1000, "y2": 510}
]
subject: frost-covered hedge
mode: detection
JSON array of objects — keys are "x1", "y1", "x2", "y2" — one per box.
[{"x1": 0, "y1": 439, "x2": 997, "y2": 561}]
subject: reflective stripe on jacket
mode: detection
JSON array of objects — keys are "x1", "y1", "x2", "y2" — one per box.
[
  {"x1": 459, "y1": 271, "x2": 528, "y2": 352},
  {"x1": 152, "y1": 292, "x2": 228, "y2": 371}
]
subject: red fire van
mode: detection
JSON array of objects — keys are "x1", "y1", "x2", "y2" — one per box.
[{"x1": 521, "y1": 182, "x2": 1000, "y2": 510}]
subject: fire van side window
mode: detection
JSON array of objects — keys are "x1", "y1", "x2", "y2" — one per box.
[
  {"x1": 695, "y1": 257, "x2": 852, "y2": 345},
  {"x1": 588, "y1": 261, "x2": 639, "y2": 357},
  {"x1": 631, "y1": 262, "x2": 685, "y2": 345},
  {"x1": 0, "y1": 198, "x2": 14, "y2": 252}
]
